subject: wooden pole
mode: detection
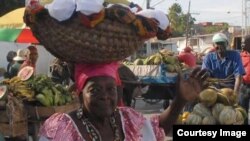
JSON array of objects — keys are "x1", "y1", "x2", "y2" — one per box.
[{"x1": 185, "y1": 0, "x2": 191, "y2": 47}]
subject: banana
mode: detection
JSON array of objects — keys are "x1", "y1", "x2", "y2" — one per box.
[
  {"x1": 36, "y1": 93, "x2": 51, "y2": 107},
  {"x1": 42, "y1": 89, "x2": 54, "y2": 106},
  {"x1": 9, "y1": 76, "x2": 22, "y2": 83},
  {"x1": 55, "y1": 84, "x2": 65, "y2": 93},
  {"x1": 16, "y1": 89, "x2": 34, "y2": 99},
  {"x1": 53, "y1": 92, "x2": 60, "y2": 106},
  {"x1": 59, "y1": 95, "x2": 66, "y2": 106},
  {"x1": 65, "y1": 95, "x2": 72, "y2": 103}
]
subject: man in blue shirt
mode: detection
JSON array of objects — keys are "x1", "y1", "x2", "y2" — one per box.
[{"x1": 202, "y1": 33, "x2": 245, "y2": 94}]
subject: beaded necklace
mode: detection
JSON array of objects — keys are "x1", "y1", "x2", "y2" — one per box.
[{"x1": 81, "y1": 114, "x2": 121, "y2": 141}]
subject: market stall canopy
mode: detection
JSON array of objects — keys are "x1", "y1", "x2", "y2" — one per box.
[
  {"x1": 0, "y1": 28, "x2": 39, "y2": 44},
  {"x1": 0, "y1": 7, "x2": 25, "y2": 28}
]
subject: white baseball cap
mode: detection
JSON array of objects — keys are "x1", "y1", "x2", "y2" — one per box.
[
  {"x1": 212, "y1": 33, "x2": 228, "y2": 43},
  {"x1": 13, "y1": 49, "x2": 29, "y2": 61}
]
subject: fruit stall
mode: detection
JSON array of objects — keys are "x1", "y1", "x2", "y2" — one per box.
[
  {"x1": 177, "y1": 86, "x2": 247, "y2": 125},
  {"x1": 122, "y1": 49, "x2": 190, "y2": 108},
  {"x1": 0, "y1": 67, "x2": 79, "y2": 140}
]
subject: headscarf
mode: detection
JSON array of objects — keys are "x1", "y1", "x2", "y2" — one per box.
[{"x1": 74, "y1": 62, "x2": 119, "y2": 94}]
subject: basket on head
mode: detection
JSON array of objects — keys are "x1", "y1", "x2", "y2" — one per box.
[{"x1": 28, "y1": 10, "x2": 144, "y2": 63}]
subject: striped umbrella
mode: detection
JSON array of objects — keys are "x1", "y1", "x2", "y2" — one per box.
[
  {"x1": 0, "y1": 7, "x2": 39, "y2": 43},
  {"x1": 0, "y1": 28, "x2": 39, "y2": 43}
]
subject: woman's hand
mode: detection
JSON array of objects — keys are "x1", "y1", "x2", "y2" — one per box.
[
  {"x1": 159, "y1": 68, "x2": 208, "y2": 134},
  {"x1": 177, "y1": 67, "x2": 209, "y2": 102}
]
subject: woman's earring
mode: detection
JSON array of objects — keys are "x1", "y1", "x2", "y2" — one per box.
[{"x1": 76, "y1": 107, "x2": 83, "y2": 119}]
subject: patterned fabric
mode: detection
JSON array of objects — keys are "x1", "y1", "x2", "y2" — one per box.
[
  {"x1": 39, "y1": 114, "x2": 83, "y2": 141},
  {"x1": 78, "y1": 10, "x2": 105, "y2": 28},
  {"x1": 39, "y1": 107, "x2": 165, "y2": 141},
  {"x1": 150, "y1": 116, "x2": 165, "y2": 141},
  {"x1": 105, "y1": 5, "x2": 136, "y2": 24},
  {"x1": 132, "y1": 15, "x2": 158, "y2": 39},
  {"x1": 156, "y1": 26, "x2": 172, "y2": 40}
]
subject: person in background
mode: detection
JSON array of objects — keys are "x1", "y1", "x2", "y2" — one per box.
[
  {"x1": 177, "y1": 46, "x2": 197, "y2": 68},
  {"x1": 20, "y1": 45, "x2": 39, "y2": 74},
  {"x1": 202, "y1": 33, "x2": 245, "y2": 95},
  {"x1": 197, "y1": 46, "x2": 216, "y2": 65},
  {"x1": 38, "y1": 62, "x2": 208, "y2": 141},
  {"x1": 9, "y1": 49, "x2": 28, "y2": 78},
  {"x1": 4, "y1": 51, "x2": 16, "y2": 78},
  {"x1": 240, "y1": 34, "x2": 250, "y2": 124},
  {"x1": 50, "y1": 58, "x2": 71, "y2": 86}
]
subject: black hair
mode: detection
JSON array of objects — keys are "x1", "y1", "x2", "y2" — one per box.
[
  {"x1": 6, "y1": 51, "x2": 16, "y2": 62},
  {"x1": 243, "y1": 35, "x2": 250, "y2": 51}
]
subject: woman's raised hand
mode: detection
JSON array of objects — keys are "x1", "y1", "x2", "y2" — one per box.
[{"x1": 177, "y1": 67, "x2": 209, "y2": 102}]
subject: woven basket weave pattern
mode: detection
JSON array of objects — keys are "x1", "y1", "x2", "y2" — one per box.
[{"x1": 30, "y1": 11, "x2": 144, "y2": 63}]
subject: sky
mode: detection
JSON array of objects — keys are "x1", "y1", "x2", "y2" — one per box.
[{"x1": 130, "y1": 0, "x2": 243, "y2": 26}]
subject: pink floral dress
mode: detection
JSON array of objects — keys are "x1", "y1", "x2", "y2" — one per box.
[{"x1": 39, "y1": 107, "x2": 165, "y2": 141}]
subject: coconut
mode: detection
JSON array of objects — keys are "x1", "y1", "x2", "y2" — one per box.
[
  {"x1": 220, "y1": 88, "x2": 237, "y2": 105},
  {"x1": 166, "y1": 64, "x2": 175, "y2": 72},
  {"x1": 212, "y1": 103, "x2": 225, "y2": 121},
  {"x1": 153, "y1": 55, "x2": 162, "y2": 65},
  {"x1": 199, "y1": 88, "x2": 218, "y2": 107},
  {"x1": 164, "y1": 56, "x2": 177, "y2": 64},
  {"x1": 133, "y1": 59, "x2": 144, "y2": 65},
  {"x1": 219, "y1": 106, "x2": 236, "y2": 125},
  {"x1": 234, "y1": 110, "x2": 244, "y2": 125},
  {"x1": 202, "y1": 116, "x2": 216, "y2": 125}
]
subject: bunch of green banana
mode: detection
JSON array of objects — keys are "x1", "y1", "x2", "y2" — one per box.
[
  {"x1": 27, "y1": 74, "x2": 54, "y2": 93},
  {"x1": 35, "y1": 84, "x2": 73, "y2": 107},
  {"x1": 143, "y1": 53, "x2": 163, "y2": 65}
]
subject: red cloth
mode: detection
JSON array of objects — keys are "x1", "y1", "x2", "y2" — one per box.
[
  {"x1": 74, "y1": 62, "x2": 119, "y2": 93},
  {"x1": 178, "y1": 52, "x2": 197, "y2": 68},
  {"x1": 241, "y1": 51, "x2": 250, "y2": 84}
]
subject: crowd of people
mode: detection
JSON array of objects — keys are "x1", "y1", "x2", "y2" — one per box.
[
  {"x1": 2, "y1": 45, "x2": 72, "y2": 86},
  {"x1": 3, "y1": 45, "x2": 38, "y2": 79}
]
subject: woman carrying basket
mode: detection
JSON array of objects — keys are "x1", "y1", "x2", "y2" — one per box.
[
  {"x1": 23, "y1": 1, "x2": 208, "y2": 140},
  {"x1": 38, "y1": 62, "x2": 208, "y2": 141}
]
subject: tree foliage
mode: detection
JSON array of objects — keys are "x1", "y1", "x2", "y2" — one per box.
[
  {"x1": 168, "y1": 3, "x2": 196, "y2": 37},
  {"x1": 0, "y1": 0, "x2": 25, "y2": 16},
  {"x1": 203, "y1": 24, "x2": 229, "y2": 34}
]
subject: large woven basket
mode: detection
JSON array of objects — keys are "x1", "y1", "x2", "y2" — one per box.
[{"x1": 29, "y1": 10, "x2": 144, "y2": 63}]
